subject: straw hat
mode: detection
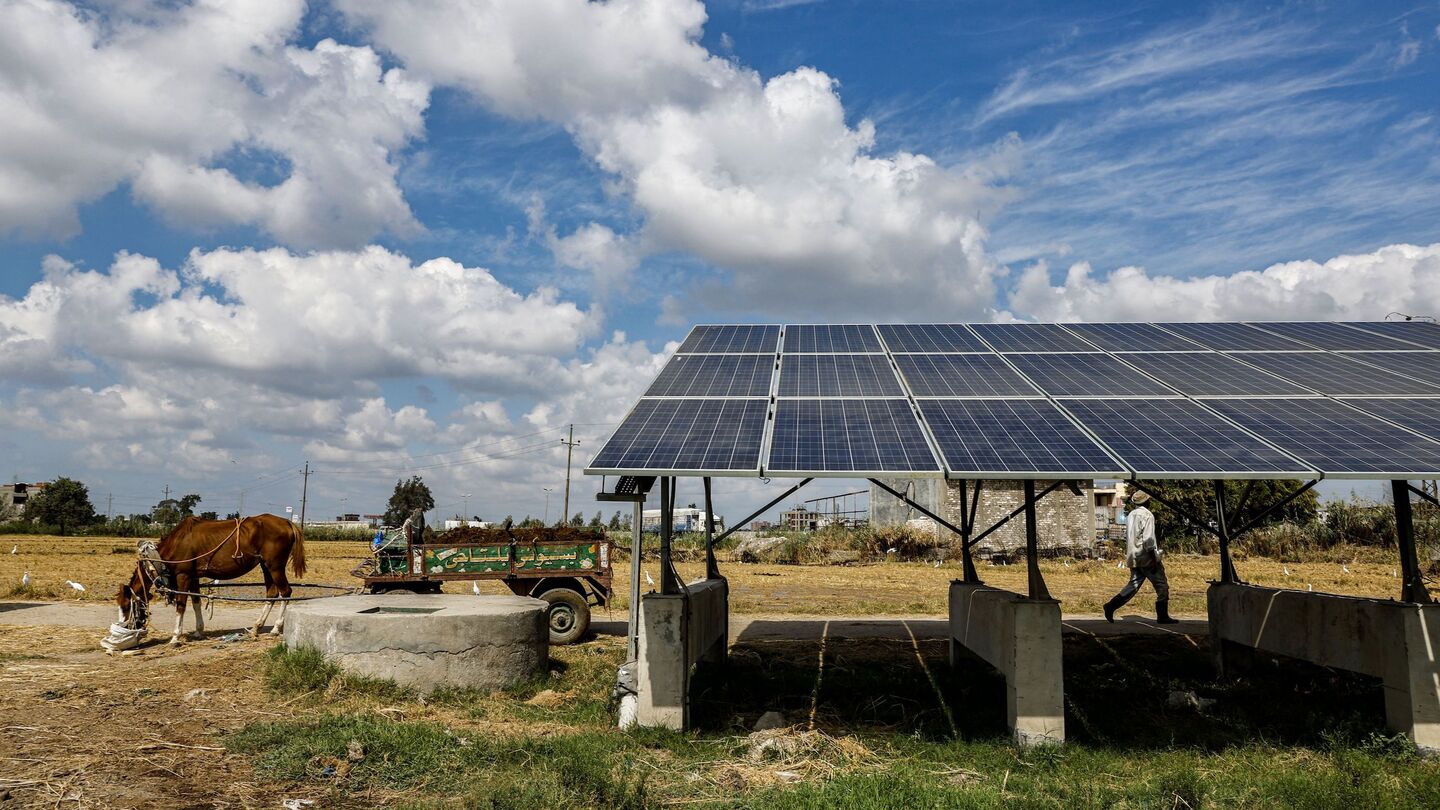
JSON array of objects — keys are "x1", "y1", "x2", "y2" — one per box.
[{"x1": 1130, "y1": 490, "x2": 1150, "y2": 506}]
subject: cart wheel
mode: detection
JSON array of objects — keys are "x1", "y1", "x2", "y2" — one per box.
[{"x1": 540, "y1": 588, "x2": 589, "y2": 645}]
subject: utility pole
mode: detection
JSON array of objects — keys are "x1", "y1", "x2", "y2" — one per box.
[
  {"x1": 163, "y1": 484, "x2": 171, "y2": 502},
  {"x1": 298, "y1": 462, "x2": 310, "y2": 529},
  {"x1": 560, "y1": 424, "x2": 580, "y2": 527},
  {"x1": 543, "y1": 487, "x2": 554, "y2": 526},
  {"x1": 106, "y1": 493, "x2": 113, "y2": 521}
]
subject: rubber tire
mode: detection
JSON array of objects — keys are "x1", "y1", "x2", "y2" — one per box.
[{"x1": 540, "y1": 588, "x2": 590, "y2": 645}]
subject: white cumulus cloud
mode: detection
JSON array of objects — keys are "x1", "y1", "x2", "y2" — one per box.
[
  {"x1": 1007, "y1": 243, "x2": 1440, "y2": 322},
  {"x1": 0, "y1": 0, "x2": 428, "y2": 247},
  {"x1": 340, "y1": 0, "x2": 1011, "y2": 318}
]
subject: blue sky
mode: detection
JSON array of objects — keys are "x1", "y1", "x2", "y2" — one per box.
[{"x1": 1, "y1": 0, "x2": 1438, "y2": 523}]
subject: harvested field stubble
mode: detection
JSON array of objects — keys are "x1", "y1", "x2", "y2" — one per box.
[{"x1": 1, "y1": 535, "x2": 1417, "y2": 616}]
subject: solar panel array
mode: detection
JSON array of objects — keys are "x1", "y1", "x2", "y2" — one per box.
[{"x1": 588, "y1": 321, "x2": 1440, "y2": 479}]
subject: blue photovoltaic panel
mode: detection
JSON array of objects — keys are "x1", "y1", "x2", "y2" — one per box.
[
  {"x1": 1233, "y1": 353, "x2": 1440, "y2": 396},
  {"x1": 1344, "y1": 399, "x2": 1440, "y2": 442},
  {"x1": 645, "y1": 354, "x2": 775, "y2": 398},
  {"x1": 969, "y1": 323, "x2": 1099, "y2": 353},
  {"x1": 784, "y1": 324, "x2": 882, "y2": 353},
  {"x1": 589, "y1": 399, "x2": 767, "y2": 472},
  {"x1": 1120, "y1": 353, "x2": 1311, "y2": 397},
  {"x1": 1061, "y1": 323, "x2": 1203, "y2": 352},
  {"x1": 1248, "y1": 322, "x2": 1419, "y2": 351},
  {"x1": 767, "y1": 399, "x2": 938, "y2": 473},
  {"x1": 1207, "y1": 399, "x2": 1440, "y2": 476},
  {"x1": 1346, "y1": 352, "x2": 1440, "y2": 387},
  {"x1": 895, "y1": 354, "x2": 1040, "y2": 397},
  {"x1": 778, "y1": 354, "x2": 905, "y2": 397},
  {"x1": 876, "y1": 324, "x2": 990, "y2": 352},
  {"x1": 1062, "y1": 399, "x2": 1309, "y2": 475},
  {"x1": 1154, "y1": 322, "x2": 1310, "y2": 351},
  {"x1": 1343, "y1": 322, "x2": 1440, "y2": 349},
  {"x1": 1007, "y1": 353, "x2": 1175, "y2": 397},
  {"x1": 676, "y1": 325, "x2": 779, "y2": 354},
  {"x1": 919, "y1": 399, "x2": 1125, "y2": 476}
]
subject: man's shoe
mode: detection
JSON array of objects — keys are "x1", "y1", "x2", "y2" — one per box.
[
  {"x1": 1155, "y1": 600, "x2": 1180, "y2": 624},
  {"x1": 1103, "y1": 601, "x2": 1116, "y2": 623}
]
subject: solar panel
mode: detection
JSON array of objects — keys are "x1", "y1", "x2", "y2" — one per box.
[
  {"x1": 1345, "y1": 352, "x2": 1440, "y2": 387},
  {"x1": 1007, "y1": 353, "x2": 1176, "y2": 397},
  {"x1": 1060, "y1": 323, "x2": 1203, "y2": 352},
  {"x1": 919, "y1": 399, "x2": 1125, "y2": 476},
  {"x1": 895, "y1": 354, "x2": 1040, "y2": 397},
  {"x1": 784, "y1": 324, "x2": 882, "y2": 353},
  {"x1": 969, "y1": 323, "x2": 1099, "y2": 353},
  {"x1": 1342, "y1": 321, "x2": 1440, "y2": 349},
  {"x1": 1154, "y1": 322, "x2": 1311, "y2": 351},
  {"x1": 1344, "y1": 399, "x2": 1440, "y2": 442},
  {"x1": 589, "y1": 399, "x2": 768, "y2": 473},
  {"x1": 645, "y1": 354, "x2": 775, "y2": 397},
  {"x1": 1207, "y1": 398, "x2": 1440, "y2": 477},
  {"x1": 1120, "y1": 353, "x2": 1311, "y2": 396},
  {"x1": 1061, "y1": 399, "x2": 1310, "y2": 476},
  {"x1": 767, "y1": 399, "x2": 939, "y2": 474},
  {"x1": 1247, "y1": 322, "x2": 1419, "y2": 351},
  {"x1": 676, "y1": 325, "x2": 779, "y2": 354},
  {"x1": 778, "y1": 354, "x2": 905, "y2": 397},
  {"x1": 1233, "y1": 353, "x2": 1440, "y2": 396},
  {"x1": 876, "y1": 324, "x2": 990, "y2": 352}
]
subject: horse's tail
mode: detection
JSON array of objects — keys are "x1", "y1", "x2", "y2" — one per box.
[{"x1": 290, "y1": 521, "x2": 307, "y2": 579}]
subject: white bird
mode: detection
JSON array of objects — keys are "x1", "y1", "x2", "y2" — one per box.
[
  {"x1": 645, "y1": 571, "x2": 655, "y2": 587},
  {"x1": 1342, "y1": 565, "x2": 1350, "y2": 574},
  {"x1": 66, "y1": 580, "x2": 85, "y2": 592},
  {"x1": 10, "y1": 545, "x2": 16, "y2": 555},
  {"x1": 21, "y1": 572, "x2": 29, "y2": 587},
  {"x1": 1283, "y1": 566, "x2": 1290, "y2": 577},
  {"x1": 472, "y1": 581, "x2": 481, "y2": 595},
  {"x1": 1063, "y1": 559, "x2": 1070, "y2": 567},
  {"x1": 933, "y1": 559, "x2": 941, "y2": 568},
  {"x1": 1307, "y1": 583, "x2": 1313, "y2": 592},
  {"x1": 885, "y1": 547, "x2": 897, "y2": 555}
]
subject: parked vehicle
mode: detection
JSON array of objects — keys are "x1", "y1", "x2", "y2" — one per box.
[{"x1": 354, "y1": 514, "x2": 612, "y2": 644}]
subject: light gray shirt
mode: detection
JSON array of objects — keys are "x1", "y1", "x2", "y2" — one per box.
[{"x1": 1125, "y1": 506, "x2": 1159, "y2": 568}]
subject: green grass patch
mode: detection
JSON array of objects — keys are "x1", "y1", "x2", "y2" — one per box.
[{"x1": 264, "y1": 644, "x2": 416, "y2": 703}]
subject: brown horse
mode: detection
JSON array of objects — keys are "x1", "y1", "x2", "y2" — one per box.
[{"x1": 117, "y1": 513, "x2": 306, "y2": 645}]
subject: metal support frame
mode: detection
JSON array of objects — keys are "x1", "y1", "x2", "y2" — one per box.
[
  {"x1": 711, "y1": 478, "x2": 815, "y2": 546},
  {"x1": 659, "y1": 477, "x2": 678, "y2": 595},
  {"x1": 1214, "y1": 480, "x2": 1238, "y2": 584},
  {"x1": 703, "y1": 477, "x2": 720, "y2": 580},
  {"x1": 1024, "y1": 480, "x2": 1052, "y2": 600},
  {"x1": 1392, "y1": 480, "x2": 1434, "y2": 604},
  {"x1": 868, "y1": 478, "x2": 981, "y2": 581},
  {"x1": 627, "y1": 497, "x2": 645, "y2": 662}
]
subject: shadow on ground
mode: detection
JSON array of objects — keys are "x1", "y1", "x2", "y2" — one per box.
[{"x1": 693, "y1": 620, "x2": 1388, "y2": 750}]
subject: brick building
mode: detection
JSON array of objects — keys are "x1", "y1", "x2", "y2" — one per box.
[
  {"x1": 870, "y1": 478, "x2": 1094, "y2": 556},
  {"x1": 0, "y1": 482, "x2": 47, "y2": 519}
]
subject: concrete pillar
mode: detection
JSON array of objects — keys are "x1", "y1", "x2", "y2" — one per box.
[
  {"x1": 1209, "y1": 582, "x2": 1440, "y2": 753},
  {"x1": 633, "y1": 577, "x2": 730, "y2": 730},
  {"x1": 950, "y1": 581, "x2": 1064, "y2": 746}
]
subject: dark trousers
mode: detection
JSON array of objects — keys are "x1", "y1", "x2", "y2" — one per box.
[{"x1": 1109, "y1": 560, "x2": 1170, "y2": 609}]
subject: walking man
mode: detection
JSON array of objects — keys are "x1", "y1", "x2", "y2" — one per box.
[{"x1": 1104, "y1": 490, "x2": 1178, "y2": 624}]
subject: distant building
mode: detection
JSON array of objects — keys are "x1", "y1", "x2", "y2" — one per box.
[
  {"x1": 641, "y1": 507, "x2": 721, "y2": 533},
  {"x1": 869, "y1": 478, "x2": 1095, "y2": 555},
  {"x1": 1, "y1": 482, "x2": 47, "y2": 518},
  {"x1": 1093, "y1": 482, "x2": 1129, "y2": 527},
  {"x1": 779, "y1": 506, "x2": 821, "y2": 531},
  {"x1": 443, "y1": 518, "x2": 491, "y2": 530}
]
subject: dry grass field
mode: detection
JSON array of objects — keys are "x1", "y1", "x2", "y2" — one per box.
[{"x1": 1, "y1": 534, "x2": 1412, "y2": 617}]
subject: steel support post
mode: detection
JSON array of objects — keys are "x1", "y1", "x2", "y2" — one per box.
[
  {"x1": 627, "y1": 497, "x2": 644, "y2": 662},
  {"x1": 1214, "y1": 480, "x2": 1239, "y2": 584},
  {"x1": 1393, "y1": 480, "x2": 1433, "y2": 604},
  {"x1": 660, "y1": 477, "x2": 678, "y2": 595},
  {"x1": 703, "y1": 476, "x2": 719, "y2": 580},
  {"x1": 1024, "y1": 479, "x2": 1052, "y2": 600},
  {"x1": 958, "y1": 480, "x2": 979, "y2": 583}
]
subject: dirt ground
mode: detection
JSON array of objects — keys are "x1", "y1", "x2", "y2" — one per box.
[{"x1": 1, "y1": 534, "x2": 1414, "y2": 617}]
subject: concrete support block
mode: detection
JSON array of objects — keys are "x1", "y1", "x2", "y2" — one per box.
[
  {"x1": 634, "y1": 577, "x2": 729, "y2": 729},
  {"x1": 1209, "y1": 582, "x2": 1440, "y2": 753},
  {"x1": 949, "y1": 581, "x2": 1064, "y2": 746}
]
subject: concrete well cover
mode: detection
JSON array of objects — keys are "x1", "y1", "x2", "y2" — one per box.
[{"x1": 283, "y1": 593, "x2": 548, "y2": 693}]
